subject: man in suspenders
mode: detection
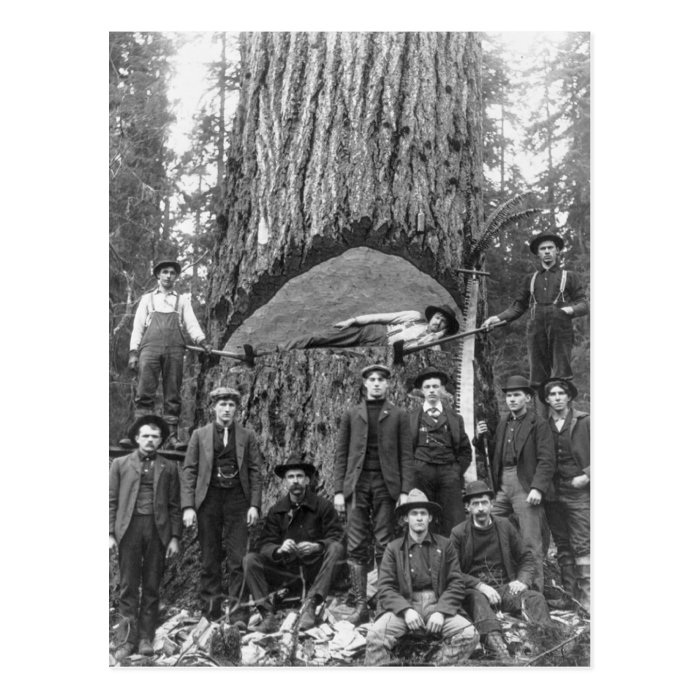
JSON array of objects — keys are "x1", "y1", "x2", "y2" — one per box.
[
  {"x1": 483, "y1": 233, "x2": 588, "y2": 392},
  {"x1": 125, "y1": 260, "x2": 212, "y2": 449}
]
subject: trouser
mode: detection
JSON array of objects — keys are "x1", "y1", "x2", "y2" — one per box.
[
  {"x1": 135, "y1": 345, "x2": 185, "y2": 422},
  {"x1": 463, "y1": 586, "x2": 552, "y2": 635},
  {"x1": 493, "y1": 469, "x2": 544, "y2": 591},
  {"x1": 117, "y1": 514, "x2": 166, "y2": 644},
  {"x1": 544, "y1": 481, "x2": 590, "y2": 561},
  {"x1": 412, "y1": 460, "x2": 465, "y2": 536},
  {"x1": 280, "y1": 323, "x2": 387, "y2": 350},
  {"x1": 242, "y1": 541, "x2": 345, "y2": 611},
  {"x1": 346, "y1": 470, "x2": 395, "y2": 569},
  {"x1": 365, "y1": 591, "x2": 478, "y2": 666},
  {"x1": 527, "y1": 306, "x2": 574, "y2": 388},
  {"x1": 197, "y1": 483, "x2": 249, "y2": 612}
]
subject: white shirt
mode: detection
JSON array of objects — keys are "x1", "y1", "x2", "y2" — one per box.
[
  {"x1": 354, "y1": 310, "x2": 446, "y2": 349},
  {"x1": 422, "y1": 400, "x2": 444, "y2": 415},
  {"x1": 130, "y1": 287, "x2": 206, "y2": 351}
]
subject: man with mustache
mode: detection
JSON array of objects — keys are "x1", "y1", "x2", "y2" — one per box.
[{"x1": 242, "y1": 455, "x2": 345, "y2": 632}]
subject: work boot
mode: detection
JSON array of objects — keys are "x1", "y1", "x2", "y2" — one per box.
[
  {"x1": 299, "y1": 596, "x2": 322, "y2": 631},
  {"x1": 252, "y1": 611, "x2": 278, "y2": 634},
  {"x1": 574, "y1": 562, "x2": 591, "y2": 614},
  {"x1": 483, "y1": 632, "x2": 510, "y2": 662},
  {"x1": 228, "y1": 606, "x2": 250, "y2": 631},
  {"x1": 203, "y1": 599, "x2": 223, "y2": 622},
  {"x1": 113, "y1": 642, "x2": 135, "y2": 662},
  {"x1": 549, "y1": 559, "x2": 577, "y2": 609},
  {"x1": 138, "y1": 638, "x2": 154, "y2": 656},
  {"x1": 346, "y1": 562, "x2": 369, "y2": 625}
]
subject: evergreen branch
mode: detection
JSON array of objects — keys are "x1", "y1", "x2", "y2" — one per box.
[{"x1": 468, "y1": 208, "x2": 541, "y2": 265}]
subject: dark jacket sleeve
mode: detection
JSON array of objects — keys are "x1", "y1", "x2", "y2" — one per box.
[
  {"x1": 398, "y1": 409, "x2": 414, "y2": 493},
  {"x1": 449, "y1": 527, "x2": 483, "y2": 590},
  {"x1": 168, "y1": 463, "x2": 183, "y2": 539},
  {"x1": 436, "y1": 541, "x2": 467, "y2": 616},
  {"x1": 567, "y1": 271, "x2": 589, "y2": 318},
  {"x1": 317, "y1": 499, "x2": 345, "y2": 551},
  {"x1": 573, "y1": 413, "x2": 591, "y2": 477},
  {"x1": 246, "y1": 430, "x2": 264, "y2": 510},
  {"x1": 376, "y1": 543, "x2": 412, "y2": 616},
  {"x1": 333, "y1": 410, "x2": 351, "y2": 494},
  {"x1": 455, "y1": 413, "x2": 472, "y2": 473},
  {"x1": 258, "y1": 509, "x2": 285, "y2": 560},
  {"x1": 180, "y1": 430, "x2": 200, "y2": 510},
  {"x1": 530, "y1": 418, "x2": 556, "y2": 495},
  {"x1": 509, "y1": 522, "x2": 536, "y2": 587},
  {"x1": 109, "y1": 459, "x2": 121, "y2": 536},
  {"x1": 497, "y1": 274, "x2": 530, "y2": 323}
]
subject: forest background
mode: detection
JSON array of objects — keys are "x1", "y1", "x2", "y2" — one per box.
[{"x1": 109, "y1": 31, "x2": 590, "y2": 445}]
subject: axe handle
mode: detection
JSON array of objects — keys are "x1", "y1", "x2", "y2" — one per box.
[
  {"x1": 186, "y1": 345, "x2": 253, "y2": 362},
  {"x1": 400, "y1": 320, "x2": 507, "y2": 357}
]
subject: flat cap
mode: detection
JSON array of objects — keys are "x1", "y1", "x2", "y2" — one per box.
[{"x1": 209, "y1": 386, "x2": 241, "y2": 402}]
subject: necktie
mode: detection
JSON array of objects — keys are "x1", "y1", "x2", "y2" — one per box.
[
  {"x1": 427, "y1": 407, "x2": 440, "y2": 418},
  {"x1": 223, "y1": 427, "x2": 229, "y2": 447}
]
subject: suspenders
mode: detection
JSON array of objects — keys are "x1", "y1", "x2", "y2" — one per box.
[
  {"x1": 529, "y1": 270, "x2": 567, "y2": 318},
  {"x1": 145, "y1": 291, "x2": 184, "y2": 329}
]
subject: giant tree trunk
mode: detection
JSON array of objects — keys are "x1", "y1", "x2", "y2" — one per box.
[{"x1": 199, "y1": 32, "x2": 492, "y2": 508}]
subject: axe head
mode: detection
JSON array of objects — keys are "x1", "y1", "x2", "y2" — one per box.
[
  {"x1": 243, "y1": 344, "x2": 255, "y2": 367},
  {"x1": 392, "y1": 340, "x2": 405, "y2": 366}
]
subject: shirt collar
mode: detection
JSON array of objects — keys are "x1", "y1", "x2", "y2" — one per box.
[
  {"x1": 540, "y1": 262, "x2": 561, "y2": 273},
  {"x1": 154, "y1": 286, "x2": 178, "y2": 296},
  {"x1": 423, "y1": 400, "x2": 444, "y2": 414},
  {"x1": 508, "y1": 411, "x2": 528, "y2": 423}
]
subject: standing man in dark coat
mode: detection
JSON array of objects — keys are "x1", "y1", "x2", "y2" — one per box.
[
  {"x1": 364, "y1": 489, "x2": 478, "y2": 666},
  {"x1": 450, "y1": 481, "x2": 553, "y2": 662},
  {"x1": 109, "y1": 415, "x2": 181, "y2": 661},
  {"x1": 483, "y1": 233, "x2": 588, "y2": 391},
  {"x1": 123, "y1": 259, "x2": 212, "y2": 449},
  {"x1": 406, "y1": 367, "x2": 472, "y2": 536},
  {"x1": 540, "y1": 378, "x2": 590, "y2": 612},
  {"x1": 333, "y1": 363, "x2": 413, "y2": 623},
  {"x1": 180, "y1": 386, "x2": 263, "y2": 625},
  {"x1": 475, "y1": 375, "x2": 555, "y2": 591},
  {"x1": 242, "y1": 456, "x2": 345, "y2": 632}
]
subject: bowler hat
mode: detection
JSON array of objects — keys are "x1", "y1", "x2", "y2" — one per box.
[
  {"x1": 538, "y1": 377, "x2": 578, "y2": 404},
  {"x1": 274, "y1": 453, "x2": 318, "y2": 479},
  {"x1": 395, "y1": 488, "x2": 442, "y2": 518},
  {"x1": 425, "y1": 305, "x2": 460, "y2": 336},
  {"x1": 413, "y1": 366, "x2": 452, "y2": 390},
  {"x1": 209, "y1": 386, "x2": 241, "y2": 403},
  {"x1": 462, "y1": 480, "x2": 495, "y2": 503},
  {"x1": 529, "y1": 233, "x2": 565, "y2": 255},
  {"x1": 128, "y1": 414, "x2": 170, "y2": 447},
  {"x1": 500, "y1": 375, "x2": 534, "y2": 395},
  {"x1": 361, "y1": 363, "x2": 391, "y2": 379},
  {"x1": 153, "y1": 259, "x2": 182, "y2": 276}
]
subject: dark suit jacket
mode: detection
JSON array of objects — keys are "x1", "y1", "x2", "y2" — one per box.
[
  {"x1": 258, "y1": 490, "x2": 345, "y2": 561},
  {"x1": 180, "y1": 421, "x2": 263, "y2": 511},
  {"x1": 376, "y1": 533, "x2": 465, "y2": 617},
  {"x1": 109, "y1": 451, "x2": 182, "y2": 546},
  {"x1": 333, "y1": 400, "x2": 413, "y2": 499},
  {"x1": 449, "y1": 515, "x2": 536, "y2": 589},
  {"x1": 406, "y1": 405, "x2": 472, "y2": 485},
  {"x1": 479, "y1": 410, "x2": 555, "y2": 496}
]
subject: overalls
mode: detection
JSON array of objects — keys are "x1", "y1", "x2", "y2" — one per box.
[{"x1": 135, "y1": 295, "x2": 186, "y2": 426}]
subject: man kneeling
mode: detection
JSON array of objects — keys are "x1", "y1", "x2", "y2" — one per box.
[
  {"x1": 365, "y1": 489, "x2": 478, "y2": 666},
  {"x1": 450, "y1": 481, "x2": 553, "y2": 661}
]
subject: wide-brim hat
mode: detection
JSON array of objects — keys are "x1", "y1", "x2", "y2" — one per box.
[
  {"x1": 529, "y1": 233, "x2": 565, "y2": 255},
  {"x1": 274, "y1": 453, "x2": 318, "y2": 479},
  {"x1": 462, "y1": 480, "x2": 495, "y2": 503},
  {"x1": 538, "y1": 377, "x2": 578, "y2": 404},
  {"x1": 500, "y1": 375, "x2": 534, "y2": 396},
  {"x1": 209, "y1": 386, "x2": 241, "y2": 403},
  {"x1": 361, "y1": 363, "x2": 391, "y2": 379},
  {"x1": 128, "y1": 414, "x2": 170, "y2": 446},
  {"x1": 413, "y1": 366, "x2": 452, "y2": 390},
  {"x1": 425, "y1": 305, "x2": 460, "y2": 336},
  {"x1": 395, "y1": 488, "x2": 442, "y2": 518},
  {"x1": 153, "y1": 259, "x2": 182, "y2": 276}
]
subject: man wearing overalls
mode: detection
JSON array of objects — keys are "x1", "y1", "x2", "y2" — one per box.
[
  {"x1": 483, "y1": 233, "x2": 588, "y2": 391},
  {"x1": 126, "y1": 259, "x2": 212, "y2": 449}
]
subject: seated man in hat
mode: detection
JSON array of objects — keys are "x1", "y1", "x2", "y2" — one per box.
[
  {"x1": 540, "y1": 378, "x2": 590, "y2": 612},
  {"x1": 364, "y1": 489, "x2": 478, "y2": 666},
  {"x1": 242, "y1": 456, "x2": 345, "y2": 632},
  {"x1": 475, "y1": 376, "x2": 555, "y2": 592},
  {"x1": 109, "y1": 415, "x2": 182, "y2": 661},
  {"x1": 483, "y1": 233, "x2": 588, "y2": 392},
  {"x1": 180, "y1": 386, "x2": 263, "y2": 626},
  {"x1": 278, "y1": 304, "x2": 459, "y2": 351},
  {"x1": 122, "y1": 259, "x2": 213, "y2": 449},
  {"x1": 405, "y1": 367, "x2": 471, "y2": 536},
  {"x1": 333, "y1": 363, "x2": 413, "y2": 623},
  {"x1": 450, "y1": 481, "x2": 553, "y2": 662}
]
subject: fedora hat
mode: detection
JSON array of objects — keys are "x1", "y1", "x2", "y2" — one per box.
[
  {"x1": 538, "y1": 377, "x2": 578, "y2": 404},
  {"x1": 425, "y1": 305, "x2": 460, "y2": 336},
  {"x1": 462, "y1": 480, "x2": 495, "y2": 503},
  {"x1": 500, "y1": 375, "x2": 534, "y2": 396},
  {"x1": 153, "y1": 259, "x2": 182, "y2": 276},
  {"x1": 529, "y1": 233, "x2": 565, "y2": 255},
  {"x1": 395, "y1": 488, "x2": 442, "y2": 518},
  {"x1": 360, "y1": 363, "x2": 391, "y2": 379},
  {"x1": 413, "y1": 366, "x2": 452, "y2": 390},
  {"x1": 128, "y1": 414, "x2": 170, "y2": 447},
  {"x1": 274, "y1": 453, "x2": 318, "y2": 479},
  {"x1": 209, "y1": 386, "x2": 241, "y2": 403}
]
